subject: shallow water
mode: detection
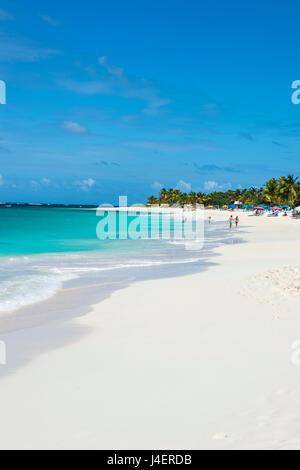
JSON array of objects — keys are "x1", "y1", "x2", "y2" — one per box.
[{"x1": 0, "y1": 207, "x2": 232, "y2": 314}]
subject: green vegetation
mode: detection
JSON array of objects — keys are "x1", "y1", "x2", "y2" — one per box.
[{"x1": 147, "y1": 175, "x2": 300, "y2": 207}]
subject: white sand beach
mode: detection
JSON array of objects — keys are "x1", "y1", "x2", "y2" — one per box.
[{"x1": 1, "y1": 210, "x2": 300, "y2": 450}]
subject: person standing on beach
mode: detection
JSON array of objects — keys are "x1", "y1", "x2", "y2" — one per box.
[
  {"x1": 229, "y1": 215, "x2": 234, "y2": 230},
  {"x1": 235, "y1": 216, "x2": 239, "y2": 229},
  {"x1": 208, "y1": 216, "x2": 212, "y2": 224}
]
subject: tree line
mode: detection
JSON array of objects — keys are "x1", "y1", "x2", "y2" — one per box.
[{"x1": 147, "y1": 175, "x2": 300, "y2": 207}]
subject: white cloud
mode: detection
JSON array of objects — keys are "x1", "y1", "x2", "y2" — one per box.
[
  {"x1": 62, "y1": 121, "x2": 87, "y2": 134},
  {"x1": 61, "y1": 56, "x2": 170, "y2": 115},
  {"x1": 40, "y1": 14, "x2": 59, "y2": 26},
  {"x1": 83, "y1": 178, "x2": 95, "y2": 187},
  {"x1": 176, "y1": 180, "x2": 191, "y2": 193},
  {"x1": 40, "y1": 177, "x2": 51, "y2": 185},
  {"x1": 74, "y1": 178, "x2": 96, "y2": 192},
  {"x1": 204, "y1": 180, "x2": 232, "y2": 191},
  {"x1": 0, "y1": 9, "x2": 14, "y2": 20},
  {"x1": 151, "y1": 181, "x2": 163, "y2": 192},
  {"x1": 98, "y1": 56, "x2": 124, "y2": 77},
  {"x1": 59, "y1": 79, "x2": 111, "y2": 95},
  {"x1": 30, "y1": 178, "x2": 56, "y2": 190},
  {"x1": 204, "y1": 180, "x2": 218, "y2": 191},
  {"x1": 0, "y1": 31, "x2": 60, "y2": 62},
  {"x1": 31, "y1": 180, "x2": 40, "y2": 190},
  {"x1": 122, "y1": 87, "x2": 170, "y2": 116}
]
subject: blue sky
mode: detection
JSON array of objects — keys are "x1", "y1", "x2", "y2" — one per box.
[{"x1": 0, "y1": 0, "x2": 300, "y2": 204}]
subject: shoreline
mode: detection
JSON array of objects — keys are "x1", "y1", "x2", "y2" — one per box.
[
  {"x1": 1, "y1": 211, "x2": 300, "y2": 449},
  {"x1": 0, "y1": 209, "x2": 230, "y2": 332}
]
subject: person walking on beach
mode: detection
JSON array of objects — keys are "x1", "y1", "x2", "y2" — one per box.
[
  {"x1": 235, "y1": 216, "x2": 239, "y2": 229},
  {"x1": 208, "y1": 216, "x2": 212, "y2": 224},
  {"x1": 229, "y1": 215, "x2": 234, "y2": 230}
]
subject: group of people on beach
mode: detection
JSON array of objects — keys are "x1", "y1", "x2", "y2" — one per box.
[
  {"x1": 208, "y1": 215, "x2": 239, "y2": 230},
  {"x1": 229, "y1": 215, "x2": 239, "y2": 230}
]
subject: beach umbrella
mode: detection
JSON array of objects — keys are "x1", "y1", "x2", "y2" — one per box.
[
  {"x1": 271, "y1": 206, "x2": 282, "y2": 211},
  {"x1": 254, "y1": 206, "x2": 264, "y2": 210},
  {"x1": 294, "y1": 206, "x2": 300, "y2": 211}
]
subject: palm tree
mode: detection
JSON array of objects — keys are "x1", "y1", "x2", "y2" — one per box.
[
  {"x1": 231, "y1": 188, "x2": 242, "y2": 202},
  {"x1": 196, "y1": 192, "x2": 204, "y2": 204},
  {"x1": 187, "y1": 192, "x2": 197, "y2": 204},
  {"x1": 264, "y1": 178, "x2": 279, "y2": 205},
  {"x1": 202, "y1": 193, "x2": 212, "y2": 205},
  {"x1": 147, "y1": 195, "x2": 159, "y2": 205},
  {"x1": 278, "y1": 174, "x2": 298, "y2": 207},
  {"x1": 170, "y1": 189, "x2": 181, "y2": 204},
  {"x1": 148, "y1": 176, "x2": 300, "y2": 208},
  {"x1": 159, "y1": 188, "x2": 168, "y2": 204},
  {"x1": 241, "y1": 187, "x2": 261, "y2": 205}
]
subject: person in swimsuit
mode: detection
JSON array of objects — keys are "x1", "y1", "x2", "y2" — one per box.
[
  {"x1": 229, "y1": 215, "x2": 234, "y2": 230},
  {"x1": 235, "y1": 216, "x2": 239, "y2": 229}
]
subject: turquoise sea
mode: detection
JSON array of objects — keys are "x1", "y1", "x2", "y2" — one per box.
[{"x1": 0, "y1": 206, "x2": 231, "y2": 313}]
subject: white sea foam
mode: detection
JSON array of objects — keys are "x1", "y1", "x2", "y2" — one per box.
[
  {"x1": 0, "y1": 256, "x2": 207, "y2": 313},
  {"x1": 0, "y1": 271, "x2": 76, "y2": 312},
  {"x1": 0, "y1": 221, "x2": 231, "y2": 314}
]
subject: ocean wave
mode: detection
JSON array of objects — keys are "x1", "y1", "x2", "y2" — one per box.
[
  {"x1": 0, "y1": 254, "x2": 211, "y2": 313},
  {"x1": 0, "y1": 222, "x2": 231, "y2": 314},
  {"x1": 0, "y1": 271, "x2": 76, "y2": 313}
]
